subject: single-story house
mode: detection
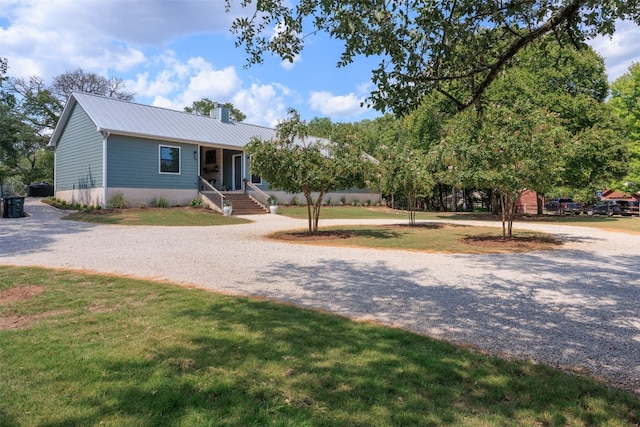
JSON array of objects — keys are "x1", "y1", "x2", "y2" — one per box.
[{"x1": 48, "y1": 92, "x2": 381, "y2": 212}]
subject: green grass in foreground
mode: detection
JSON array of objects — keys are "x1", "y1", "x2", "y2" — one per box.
[
  {"x1": 63, "y1": 207, "x2": 251, "y2": 226},
  {"x1": 1, "y1": 266, "x2": 639, "y2": 426},
  {"x1": 279, "y1": 206, "x2": 640, "y2": 233}
]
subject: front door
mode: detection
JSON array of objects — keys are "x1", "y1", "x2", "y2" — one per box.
[{"x1": 232, "y1": 154, "x2": 243, "y2": 191}]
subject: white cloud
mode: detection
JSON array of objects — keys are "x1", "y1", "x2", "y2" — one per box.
[
  {"x1": 125, "y1": 51, "x2": 290, "y2": 127},
  {"x1": 232, "y1": 83, "x2": 289, "y2": 127},
  {"x1": 281, "y1": 56, "x2": 301, "y2": 70},
  {"x1": 0, "y1": 0, "x2": 234, "y2": 79},
  {"x1": 308, "y1": 91, "x2": 368, "y2": 119},
  {"x1": 588, "y1": 21, "x2": 640, "y2": 81}
]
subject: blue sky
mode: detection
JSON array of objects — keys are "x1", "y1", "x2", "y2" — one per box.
[{"x1": 1, "y1": 0, "x2": 639, "y2": 128}]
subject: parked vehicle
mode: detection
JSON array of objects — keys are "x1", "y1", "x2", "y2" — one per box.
[
  {"x1": 545, "y1": 198, "x2": 582, "y2": 215},
  {"x1": 619, "y1": 200, "x2": 639, "y2": 216},
  {"x1": 583, "y1": 200, "x2": 635, "y2": 216}
]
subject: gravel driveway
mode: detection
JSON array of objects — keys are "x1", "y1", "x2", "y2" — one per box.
[{"x1": 2, "y1": 198, "x2": 639, "y2": 394}]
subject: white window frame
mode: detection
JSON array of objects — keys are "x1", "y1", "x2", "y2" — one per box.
[
  {"x1": 248, "y1": 155, "x2": 262, "y2": 185},
  {"x1": 159, "y1": 145, "x2": 181, "y2": 175}
]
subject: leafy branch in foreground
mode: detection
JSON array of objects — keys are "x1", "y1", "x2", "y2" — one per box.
[{"x1": 225, "y1": 0, "x2": 639, "y2": 114}]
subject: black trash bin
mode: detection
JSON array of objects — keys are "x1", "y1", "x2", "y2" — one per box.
[{"x1": 3, "y1": 196, "x2": 25, "y2": 218}]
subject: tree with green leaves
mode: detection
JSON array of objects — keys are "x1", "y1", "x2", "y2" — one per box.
[
  {"x1": 506, "y1": 39, "x2": 629, "y2": 203},
  {"x1": 442, "y1": 103, "x2": 568, "y2": 237},
  {"x1": 3, "y1": 67, "x2": 136, "y2": 190},
  {"x1": 376, "y1": 139, "x2": 434, "y2": 225},
  {"x1": 246, "y1": 108, "x2": 369, "y2": 233},
  {"x1": 184, "y1": 98, "x2": 246, "y2": 122},
  {"x1": 0, "y1": 58, "x2": 21, "y2": 186},
  {"x1": 226, "y1": 0, "x2": 638, "y2": 114},
  {"x1": 609, "y1": 63, "x2": 640, "y2": 193}
]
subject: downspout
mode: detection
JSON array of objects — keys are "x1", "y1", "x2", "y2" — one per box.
[{"x1": 101, "y1": 130, "x2": 110, "y2": 208}]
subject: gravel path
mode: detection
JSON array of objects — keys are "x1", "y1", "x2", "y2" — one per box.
[{"x1": 2, "y1": 199, "x2": 640, "y2": 394}]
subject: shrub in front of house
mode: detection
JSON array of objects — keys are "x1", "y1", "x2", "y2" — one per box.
[
  {"x1": 190, "y1": 197, "x2": 205, "y2": 208},
  {"x1": 107, "y1": 192, "x2": 128, "y2": 210},
  {"x1": 153, "y1": 196, "x2": 170, "y2": 208}
]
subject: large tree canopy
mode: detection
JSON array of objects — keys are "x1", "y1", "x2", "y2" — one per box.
[
  {"x1": 3, "y1": 66, "x2": 135, "y2": 191},
  {"x1": 50, "y1": 68, "x2": 135, "y2": 103},
  {"x1": 609, "y1": 63, "x2": 640, "y2": 192},
  {"x1": 226, "y1": 0, "x2": 639, "y2": 114}
]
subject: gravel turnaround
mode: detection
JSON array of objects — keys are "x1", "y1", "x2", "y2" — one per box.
[{"x1": 2, "y1": 199, "x2": 640, "y2": 394}]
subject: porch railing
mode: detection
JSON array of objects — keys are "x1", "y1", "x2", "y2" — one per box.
[
  {"x1": 243, "y1": 179, "x2": 272, "y2": 206},
  {"x1": 199, "y1": 176, "x2": 226, "y2": 211}
]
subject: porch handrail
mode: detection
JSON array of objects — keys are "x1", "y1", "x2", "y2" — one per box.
[
  {"x1": 199, "y1": 176, "x2": 226, "y2": 210},
  {"x1": 243, "y1": 179, "x2": 272, "y2": 206}
]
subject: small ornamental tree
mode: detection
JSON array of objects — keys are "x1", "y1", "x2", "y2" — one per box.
[
  {"x1": 246, "y1": 108, "x2": 370, "y2": 233},
  {"x1": 443, "y1": 104, "x2": 567, "y2": 237},
  {"x1": 377, "y1": 142, "x2": 434, "y2": 225},
  {"x1": 374, "y1": 112, "x2": 436, "y2": 225}
]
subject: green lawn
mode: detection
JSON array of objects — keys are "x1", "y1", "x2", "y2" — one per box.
[
  {"x1": 269, "y1": 224, "x2": 561, "y2": 253},
  {"x1": 1, "y1": 266, "x2": 639, "y2": 426},
  {"x1": 63, "y1": 207, "x2": 251, "y2": 226},
  {"x1": 279, "y1": 206, "x2": 640, "y2": 233}
]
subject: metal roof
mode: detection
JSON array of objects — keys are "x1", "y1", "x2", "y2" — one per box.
[{"x1": 49, "y1": 92, "x2": 277, "y2": 148}]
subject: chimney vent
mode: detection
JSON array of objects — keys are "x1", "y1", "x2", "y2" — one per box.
[{"x1": 210, "y1": 107, "x2": 230, "y2": 123}]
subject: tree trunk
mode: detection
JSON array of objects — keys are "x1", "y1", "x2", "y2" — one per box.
[
  {"x1": 451, "y1": 186, "x2": 457, "y2": 212},
  {"x1": 408, "y1": 195, "x2": 416, "y2": 225},
  {"x1": 537, "y1": 192, "x2": 544, "y2": 215},
  {"x1": 304, "y1": 190, "x2": 313, "y2": 233},
  {"x1": 491, "y1": 190, "x2": 500, "y2": 215},
  {"x1": 312, "y1": 192, "x2": 324, "y2": 233},
  {"x1": 499, "y1": 193, "x2": 507, "y2": 238}
]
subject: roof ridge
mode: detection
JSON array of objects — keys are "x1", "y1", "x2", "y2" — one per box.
[{"x1": 70, "y1": 91, "x2": 274, "y2": 131}]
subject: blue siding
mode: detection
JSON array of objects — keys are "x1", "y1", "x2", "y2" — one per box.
[
  {"x1": 107, "y1": 135, "x2": 199, "y2": 189},
  {"x1": 54, "y1": 104, "x2": 103, "y2": 191}
]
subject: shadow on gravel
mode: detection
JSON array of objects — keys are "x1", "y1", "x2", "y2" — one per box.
[
  {"x1": 258, "y1": 250, "x2": 640, "y2": 394},
  {"x1": 0, "y1": 200, "x2": 96, "y2": 257}
]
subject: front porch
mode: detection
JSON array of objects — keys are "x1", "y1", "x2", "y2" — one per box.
[{"x1": 199, "y1": 146, "x2": 249, "y2": 192}]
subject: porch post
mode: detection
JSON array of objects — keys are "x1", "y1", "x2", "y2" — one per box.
[{"x1": 242, "y1": 151, "x2": 246, "y2": 191}]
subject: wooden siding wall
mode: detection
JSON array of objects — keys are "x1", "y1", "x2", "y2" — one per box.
[
  {"x1": 107, "y1": 135, "x2": 199, "y2": 189},
  {"x1": 54, "y1": 104, "x2": 104, "y2": 191}
]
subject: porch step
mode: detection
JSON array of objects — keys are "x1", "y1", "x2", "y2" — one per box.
[{"x1": 222, "y1": 192, "x2": 269, "y2": 215}]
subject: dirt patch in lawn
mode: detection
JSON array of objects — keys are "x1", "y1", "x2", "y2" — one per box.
[
  {"x1": 274, "y1": 230, "x2": 358, "y2": 241},
  {"x1": 461, "y1": 235, "x2": 562, "y2": 251},
  {"x1": 0, "y1": 285, "x2": 44, "y2": 305},
  {"x1": 0, "y1": 285, "x2": 73, "y2": 330}
]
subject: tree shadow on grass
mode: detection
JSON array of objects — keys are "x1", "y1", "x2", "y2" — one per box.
[
  {"x1": 250, "y1": 249, "x2": 640, "y2": 395},
  {"x1": 31, "y1": 296, "x2": 640, "y2": 426}
]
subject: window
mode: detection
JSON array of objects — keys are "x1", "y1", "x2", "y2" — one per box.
[
  {"x1": 159, "y1": 145, "x2": 180, "y2": 174},
  {"x1": 248, "y1": 154, "x2": 261, "y2": 184}
]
